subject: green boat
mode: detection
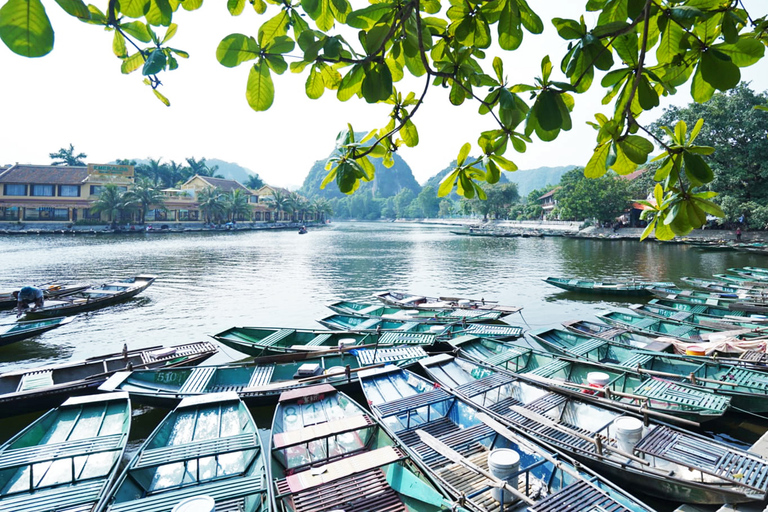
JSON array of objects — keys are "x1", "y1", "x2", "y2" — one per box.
[
  {"x1": 463, "y1": 341, "x2": 730, "y2": 423},
  {"x1": 270, "y1": 383, "x2": 465, "y2": 512},
  {"x1": 317, "y1": 313, "x2": 453, "y2": 332},
  {"x1": 100, "y1": 392, "x2": 268, "y2": 512},
  {"x1": 99, "y1": 346, "x2": 429, "y2": 407},
  {"x1": 543, "y1": 277, "x2": 671, "y2": 297},
  {"x1": 530, "y1": 327, "x2": 768, "y2": 413},
  {"x1": 561, "y1": 319, "x2": 677, "y2": 351},
  {"x1": 326, "y1": 299, "x2": 506, "y2": 322},
  {"x1": 0, "y1": 392, "x2": 131, "y2": 512},
  {"x1": 0, "y1": 316, "x2": 74, "y2": 347},
  {"x1": 212, "y1": 326, "x2": 436, "y2": 357},
  {"x1": 359, "y1": 365, "x2": 657, "y2": 511},
  {"x1": 417, "y1": 354, "x2": 768, "y2": 504},
  {"x1": 728, "y1": 268, "x2": 768, "y2": 281},
  {"x1": 647, "y1": 285, "x2": 742, "y2": 303},
  {"x1": 648, "y1": 298, "x2": 749, "y2": 319},
  {"x1": 595, "y1": 310, "x2": 723, "y2": 341},
  {"x1": 628, "y1": 303, "x2": 768, "y2": 331}
]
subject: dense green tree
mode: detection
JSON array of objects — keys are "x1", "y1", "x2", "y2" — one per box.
[
  {"x1": 246, "y1": 174, "x2": 265, "y2": 190},
  {"x1": 393, "y1": 189, "x2": 416, "y2": 219},
  {"x1": 135, "y1": 157, "x2": 169, "y2": 186},
  {"x1": 128, "y1": 178, "x2": 165, "y2": 225},
  {"x1": 467, "y1": 183, "x2": 520, "y2": 221},
  {"x1": 311, "y1": 198, "x2": 334, "y2": 222},
  {"x1": 197, "y1": 187, "x2": 226, "y2": 224},
  {"x1": 224, "y1": 189, "x2": 251, "y2": 222},
  {"x1": 266, "y1": 189, "x2": 292, "y2": 222},
  {"x1": 651, "y1": 83, "x2": 768, "y2": 226},
  {"x1": 49, "y1": 144, "x2": 87, "y2": 166},
  {"x1": 415, "y1": 186, "x2": 440, "y2": 219},
  {"x1": 438, "y1": 200, "x2": 455, "y2": 219},
  {"x1": 555, "y1": 168, "x2": 632, "y2": 223},
  {"x1": 90, "y1": 185, "x2": 139, "y2": 228},
  {"x1": 185, "y1": 157, "x2": 223, "y2": 179}
]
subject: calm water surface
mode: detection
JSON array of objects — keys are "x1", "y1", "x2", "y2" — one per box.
[{"x1": 1, "y1": 222, "x2": 765, "y2": 510}]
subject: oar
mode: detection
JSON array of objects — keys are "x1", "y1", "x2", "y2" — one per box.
[
  {"x1": 415, "y1": 429, "x2": 535, "y2": 505},
  {"x1": 384, "y1": 462, "x2": 465, "y2": 510}
]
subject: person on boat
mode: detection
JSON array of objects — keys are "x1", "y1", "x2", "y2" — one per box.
[
  {"x1": 13, "y1": 286, "x2": 44, "y2": 315},
  {"x1": 298, "y1": 226, "x2": 307, "y2": 234}
]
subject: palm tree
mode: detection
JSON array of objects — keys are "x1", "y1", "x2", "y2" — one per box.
[
  {"x1": 288, "y1": 192, "x2": 309, "y2": 223},
  {"x1": 89, "y1": 185, "x2": 139, "y2": 228},
  {"x1": 224, "y1": 189, "x2": 251, "y2": 222},
  {"x1": 49, "y1": 144, "x2": 87, "y2": 166},
  {"x1": 246, "y1": 174, "x2": 264, "y2": 190},
  {"x1": 197, "y1": 187, "x2": 226, "y2": 224},
  {"x1": 128, "y1": 178, "x2": 166, "y2": 225},
  {"x1": 266, "y1": 189, "x2": 292, "y2": 222},
  {"x1": 312, "y1": 198, "x2": 334, "y2": 222},
  {"x1": 167, "y1": 160, "x2": 188, "y2": 187},
  {"x1": 185, "y1": 157, "x2": 224, "y2": 179}
]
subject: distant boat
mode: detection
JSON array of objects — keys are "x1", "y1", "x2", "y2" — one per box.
[
  {"x1": 374, "y1": 290, "x2": 523, "y2": 315},
  {"x1": 326, "y1": 299, "x2": 506, "y2": 322},
  {"x1": 18, "y1": 275, "x2": 157, "y2": 320},
  {"x1": 543, "y1": 277, "x2": 673, "y2": 297},
  {"x1": 0, "y1": 393, "x2": 131, "y2": 512},
  {"x1": 0, "y1": 316, "x2": 74, "y2": 347}
]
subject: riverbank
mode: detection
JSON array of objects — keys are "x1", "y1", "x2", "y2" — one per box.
[{"x1": 0, "y1": 221, "x2": 328, "y2": 236}]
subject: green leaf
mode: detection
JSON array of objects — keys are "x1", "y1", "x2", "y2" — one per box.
[
  {"x1": 536, "y1": 91, "x2": 562, "y2": 131},
  {"x1": 361, "y1": 62, "x2": 392, "y2": 103},
  {"x1": 227, "y1": 0, "x2": 246, "y2": 15},
  {"x1": 217, "y1": 33, "x2": 259, "y2": 68},
  {"x1": 142, "y1": 49, "x2": 167, "y2": 75},
  {"x1": 714, "y1": 38, "x2": 765, "y2": 67},
  {"x1": 498, "y1": 2, "x2": 523, "y2": 50},
  {"x1": 346, "y1": 3, "x2": 392, "y2": 30},
  {"x1": 259, "y1": 11, "x2": 290, "y2": 46},
  {"x1": 320, "y1": 166, "x2": 338, "y2": 189},
  {"x1": 637, "y1": 75, "x2": 659, "y2": 110},
  {"x1": 517, "y1": 0, "x2": 543, "y2": 34},
  {"x1": 0, "y1": 0, "x2": 54, "y2": 57},
  {"x1": 121, "y1": 52, "x2": 144, "y2": 74},
  {"x1": 305, "y1": 67, "x2": 324, "y2": 98},
  {"x1": 401, "y1": 119, "x2": 419, "y2": 147},
  {"x1": 691, "y1": 196, "x2": 724, "y2": 217},
  {"x1": 690, "y1": 63, "x2": 716, "y2": 103},
  {"x1": 152, "y1": 87, "x2": 170, "y2": 106},
  {"x1": 683, "y1": 152, "x2": 714, "y2": 186},
  {"x1": 265, "y1": 35, "x2": 295, "y2": 55},
  {"x1": 457, "y1": 142, "x2": 471, "y2": 166},
  {"x1": 160, "y1": 23, "x2": 177, "y2": 45},
  {"x1": 54, "y1": 0, "x2": 90, "y2": 20},
  {"x1": 585, "y1": 143, "x2": 610, "y2": 178},
  {"x1": 120, "y1": 0, "x2": 150, "y2": 19},
  {"x1": 337, "y1": 64, "x2": 364, "y2": 101},
  {"x1": 699, "y1": 49, "x2": 740, "y2": 91},
  {"x1": 688, "y1": 118, "x2": 705, "y2": 144},
  {"x1": 438, "y1": 169, "x2": 461, "y2": 197},
  {"x1": 146, "y1": 0, "x2": 172, "y2": 26},
  {"x1": 246, "y1": 61, "x2": 275, "y2": 111},
  {"x1": 113, "y1": 31, "x2": 127, "y2": 58},
  {"x1": 489, "y1": 154, "x2": 517, "y2": 172},
  {"x1": 618, "y1": 135, "x2": 653, "y2": 165},
  {"x1": 364, "y1": 23, "x2": 390, "y2": 55},
  {"x1": 121, "y1": 21, "x2": 152, "y2": 43},
  {"x1": 552, "y1": 17, "x2": 583, "y2": 40}
]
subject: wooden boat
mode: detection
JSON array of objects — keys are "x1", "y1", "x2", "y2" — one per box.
[
  {"x1": 416, "y1": 353, "x2": 768, "y2": 504},
  {"x1": 373, "y1": 290, "x2": 523, "y2": 315},
  {"x1": 741, "y1": 266, "x2": 768, "y2": 276},
  {"x1": 595, "y1": 310, "x2": 724, "y2": 341},
  {"x1": 562, "y1": 319, "x2": 676, "y2": 350},
  {"x1": 269, "y1": 383, "x2": 464, "y2": 512},
  {"x1": 19, "y1": 275, "x2": 157, "y2": 320},
  {"x1": 543, "y1": 277, "x2": 672, "y2": 297},
  {"x1": 0, "y1": 282, "x2": 90, "y2": 310},
  {"x1": 212, "y1": 326, "x2": 437, "y2": 357},
  {"x1": 628, "y1": 303, "x2": 768, "y2": 331},
  {"x1": 647, "y1": 297, "x2": 750, "y2": 320},
  {"x1": 99, "y1": 345, "x2": 428, "y2": 407},
  {"x1": 0, "y1": 392, "x2": 131, "y2": 512},
  {"x1": 0, "y1": 341, "x2": 217, "y2": 417},
  {"x1": 317, "y1": 313, "x2": 454, "y2": 332},
  {"x1": 728, "y1": 268, "x2": 768, "y2": 281},
  {"x1": 326, "y1": 299, "x2": 506, "y2": 322},
  {"x1": 447, "y1": 334, "x2": 536, "y2": 364},
  {"x1": 681, "y1": 276, "x2": 765, "y2": 295},
  {"x1": 99, "y1": 392, "x2": 268, "y2": 512},
  {"x1": 647, "y1": 285, "x2": 742, "y2": 303},
  {"x1": 0, "y1": 316, "x2": 74, "y2": 347},
  {"x1": 530, "y1": 327, "x2": 768, "y2": 413},
  {"x1": 714, "y1": 273, "x2": 768, "y2": 288},
  {"x1": 358, "y1": 365, "x2": 656, "y2": 511}
]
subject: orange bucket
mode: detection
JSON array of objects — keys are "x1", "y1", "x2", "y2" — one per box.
[{"x1": 686, "y1": 345, "x2": 706, "y2": 356}]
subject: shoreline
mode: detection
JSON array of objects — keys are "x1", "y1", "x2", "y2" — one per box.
[{"x1": 0, "y1": 221, "x2": 328, "y2": 236}]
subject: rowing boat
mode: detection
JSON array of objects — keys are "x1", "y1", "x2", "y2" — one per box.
[
  {"x1": 647, "y1": 298, "x2": 750, "y2": 320},
  {"x1": 326, "y1": 299, "x2": 506, "y2": 322},
  {"x1": 211, "y1": 326, "x2": 437, "y2": 357},
  {"x1": 316, "y1": 313, "x2": 451, "y2": 332},
  {"x1": 0, "y1": 341, "x2": 217, "y2": 417},
  {"x1": 269, "y1": 383, "x2": 465, "y2": 512},
  {"x1": 530, "y1": 327, "x2": 768, "y2": 413},
  {"x1": 358, "y1": 365, "x2": 656, "y2": 511},
  {"x1": 543, "y1": 277, "x2": 672, "y2": 297},
  {"x1": 99, "y1": 392, "x2": 268, "y2": 512},
  {"x1": 0, "y1": 392, "x2": 131, "y2": 512},
  {"x1": 18, "y1": 275, "x2": 157, "y2": 320},
  {"x1": 0, "y1": 316, "x2": 74, "y2": 347},
  {"x1": 646, "y1": 285, "x2": 742, "y2": 303},
  {"x1": 373, "y1": 290, "x2": 523, "y2": 315},
  {"x1": 99, "y1": 346, "x2": 428, "y2": 407},
  {"x1": 629, "y1": 303, "x2": 767, "y2": 331},
  {"x1": 595, "y1": 310, "x2": 724, "y2": 341},
  {"x1": 0, "y1": 282, "x2": 90, "y2": 310},
  {"x1": 416, "y1": 354, "x2": 768, "y2": 504}
]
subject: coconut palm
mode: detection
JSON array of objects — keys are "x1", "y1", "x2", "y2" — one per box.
[
  {"x1": 224, "y1": 189, "x2": 251, "y2": 222},
  {"x1": 246, "y1": 174, "x2": 264, "y2": 190},
  {"x1": 311, "y1": 198, "x2": 333, "y2": 222},
  {"x1": 167, "y1": 160, "x2": 188, "y2": 187},
  {"x1": 197, "y1": 187, "x2": 226, "y2": 224},
  {"x1": 185, "y1": 157, "x2": 223, "y2": 179},
  {"x1": 266, "y1": 189, "x2": 292, "y2": 222},
  {"x1": 49, "y1": 144, "x2": 87, "y2": 166},
  {"x1": 287, "y1": 192, "x2": 309, "y2": 223},
  {"x1": 128, "y1": 178, "x2": 166, "y2": 225},
  {"x1": 89, "y1": 184, "x2": 139, "y2": 228}
]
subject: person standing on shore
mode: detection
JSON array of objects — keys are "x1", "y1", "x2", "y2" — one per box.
[
  {"x1": 737, "y1": 227, "x2": 742, "y2": 240},
  {"x1": 13, "y1": 286, "x2": 44, "y2": 316}
]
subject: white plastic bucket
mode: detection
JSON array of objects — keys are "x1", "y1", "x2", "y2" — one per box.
[
  {"x1": 429, "y1": 325, "x2": 445, "y2": 334},
  {"x1": 172, "y1": 495, "x2": 215, "y2": 512},
  {"x1": 614, "y1": 417, "x2": 644, "y2": 454},
  {"x1": 487, "y1": 448, "x2": 520, "y2": 503},
  {"x1": 587, "y1": 372, "x2": 611, "y2": 386},
  {"x1": 338, "y1": 338, "x2": 356, "y2": 349},
  {"x1": 404, "y1": 309, "x2": 420, "y2": 315},
  {"x1": 458, "y1": 299, "x2": 471, "y2": 306}
]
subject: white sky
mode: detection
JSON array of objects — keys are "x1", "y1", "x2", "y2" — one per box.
[{"x1": 1, "y1": 1, "x2": 766, "y2": 189}]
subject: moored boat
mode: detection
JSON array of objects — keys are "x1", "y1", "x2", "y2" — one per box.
[
  {"x1": 543, "y1": 277, "x2": 672, "y2": 297},
  {"x1": 647, "y1": 298, "x2": 749, "y2": 320},
  {"x1": 0, "y1": 341, "x2": 217, "y2": 417},
  {"x1": 99, "y1": 392, "x2": 268, "y2": 512},
  {"x1": 0, "y1": 316, "x2": 74, "y2": 347},
  {"x1": 416, "y1": 353, "x2": 768, "y2": 504},
  {"x1": 628, "y1": 303, "x2": 768, "y2": 331},
  {"x1": 359, "y1": 365, "x2": 656, "y2": 511},
  {"x1": 0, "y1": 392, "x2": 131, "y2": 512},
  {"x1": 18, "y1": 275, "x2": 157, "y2": 320},
  {"x1": 317, "y1": 313, "x2": 451, "y2": 332},
  {"x1": 269, "y1": 383, "x2": 465, "y2": 512},
  {"x1": 326, "y1": 299, "x2": 506, "y2": 322},
  {"x1": 99, "y1": 345, "x2": 429, "y2": 407},
  {"x1": 373, "y1": 290, "x2": 523, "y2": 315},
  {"x1": 0, "y1": 282, "x2": 90, "y2": 310}
]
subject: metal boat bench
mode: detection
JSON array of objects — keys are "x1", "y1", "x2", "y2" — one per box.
[
  {"x1": 530, "y1": 479, "x2": 632, "y2": 512},
  {"x1": 133, "y1": 433, "x2": 258, "y2": 469},
  {"x1": 178, "y1": 367, "x2": 216, "y2": 394},
  {"x1": 374, "y1": 388, "x2": 451, "y2": 419},
  {"x1": 272, "y1": 414, "x2": 374, "y2": 450},
  {"x1": 635, "y1": 379, "x2": 729, "y2": 411},
  {"x1": 304, "y1": 333, "x2": 333, "y2": 346},
  {"x1": 0, "y1": 433, "x2": 125, "y2": 470},
  {"x1": 283, "y1": 468, "x2": 406, "y2": 512},
  {"x1": 2, "y1": 479, "x2": 105, "y2": 512},
  {"x1": 259, "y1": 329, "x2": 296, "y2": 347},
  {"x1": 378, "y1": 332, "x2": 435, "y2": 345}
]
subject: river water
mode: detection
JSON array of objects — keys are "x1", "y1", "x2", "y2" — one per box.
[{"x1": 0, "y1": 222, "x2": 765, "y2": 509}]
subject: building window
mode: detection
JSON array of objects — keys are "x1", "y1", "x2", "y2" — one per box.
[
  {"x1": 24, "y1": 207, "x2": 69, "y2": 221},
  {"x1": 254, "y1": 212, "x2": 262, "y2": 221},
  {"x1": 59, "y1": 185, "x2": 80, "y2": 197},
  {"x1": 3, "y1": 184, "x2": 26, "y2": 196},
  {"x1": 90, "y1": 185, "x2": 103, "y2": 196},
  {"x1": 83, "y1": 208, "x2": 102, "y2": 220},
  {"x1": 250, "y1": 196, "x2": 259, "y2": 203},
  {"x1": 0, "y1": 207, "x2": 19, "y2": 220},
  {"x1": 145, "y1": 209, "x2": 169, "y2": 221},
  {"x1": 31, "y1": 185, "x2": 55, "y2": 197},
  {"x1": 178, "y1": 210, "x2": 199, "y2": 221}
]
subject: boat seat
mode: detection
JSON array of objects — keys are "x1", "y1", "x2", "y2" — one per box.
[
  {"x1": 133, "y1": 433, "x2": 258, "y2": 469},
  {"x1": 597, "y1": 327, "x2": 628, "y2": 339},
  {"x1": 669, "y1": 311, "x2": 693, "y2": 322},
  {"x1": 358, "y1": 305, "x2": 383, "y2": 315},
  {"x1": 356, "y1": 318, "x2": 381, "y2": 330},
  {"x1": 378, "y1": 332, "x2": 434, "y2": 345},
  {"x1": 524, "y1": 359, "x2": 571, "y2": 378},
  {"x1": 485, "y1": 348, "x2": 529, "y2": 369},
  {"x1": 617, "y1": 353, "x2": 654, "y2": 368},
  {"x1": 178, "y1": 367, "x2": 216, "y2": 394},
  {"x1": 280, "y1": 467, "x2": 406, "y2": 512},
  {"x1": 108, "y1": 475, "x2": 266, "y2": 512},
  {"x1": 305, "y1": 334, "x2": 333, "y2": 346},
  {"x1": 464, "y1": 324, "x2": 524, "y2": 337},
  {"x1": 0, "y1": 433, "x2": 125, "y2": 470},
  {"x1": 530, "y1": 479, "x2": 633, "y2": 512},
  {"x1": 16, "y1": 370, "x2": 54, "y2": 392},
  {"x1": 277, "y1": 446, "x2": 405, "y2": 495},
  {"x1": 356, "y1": 346, "x2": 427, "y2": 366},
  {"x1": 260, "y1": 329, "x2": 296, "y2": 347},
  {"x1": 1, "y1": 479, "x2": 105, "y2": 512},
  {"x1": 247, "y1": 365, "x2": 275, "y2": 388},
  {"x1": 455, "y1": 373, "x2": 516, "y2": 397},
  {"x1": 374, "y1": 388, "x2": 451, "y2": 418},
  {"x1": 569, "y1": 337, "x2": 607, "y2": 356},
  {"x1": 273, "y1": 414, "x2": 374, "y2": 450},
  {"x1": 397, "y1": 322, "x2": 419, "y2": 331},
  {"x1": 635, "y1": 379, "x2": 729, "y2": 411},
  {"x1": 722, "y1": 368, "x2": 768, "y2": 390},
  {"x1": 635, "y1": 426, "x2": 768, "y2": 492},
  {"x1": 523, "y1": 392, "x2": 568, "y2": 415},
  {"x1": 740, "y1": 350, "x2": 768, "y2": 363}
]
